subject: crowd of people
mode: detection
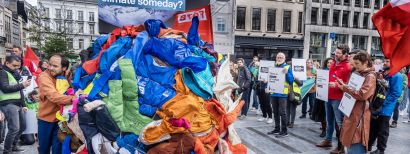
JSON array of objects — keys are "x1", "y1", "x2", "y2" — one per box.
[
  {"x1": 229, "y1": 44, "x2": 410, "y2": 154},
  {"x1": 0, "y1": 42, "x2": 409, "y2": 154}
]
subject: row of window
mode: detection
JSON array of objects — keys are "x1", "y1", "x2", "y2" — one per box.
[
  {"x1": 310, "y1": 32, "x2": 381, "y2": 52},
  {"x1": 236, "y1": 7, "x2": 304, "y2": 33},
  {"x1": 44, "y1": 20, "x2": 95, "y2": 34},
  {"x1": 66, "y1": 38, "x2": 85, "y2": 50},
  {"x1": 312, "y1": 0, "x2": 388, "y2": 9},
  {"x1": 44, "y1": 8, "x2": 95, "y2": 22},
  {"x1": 311, "y1": 8, "x2": 371, "y2": 29}
]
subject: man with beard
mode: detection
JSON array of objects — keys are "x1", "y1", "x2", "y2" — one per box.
[
  {"x1": 0, "y1": 55, "x2": 31, "y2": 153},
  {"x1": 316, "y1": 44, "x2": 351, "y2": 154},
  {"x1": 37, "y1": 54, "x2": 82, "y2": 154}
]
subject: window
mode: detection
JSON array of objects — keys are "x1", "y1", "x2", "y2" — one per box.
[
  {"x1": 342, "y1": 11, "x2": 349, "y2": 27},
  {"x1": 267, "y1": 9, "x2": 276, "y2": 31},
  {"x1": 310, "y1": 32, "x2": 327, "y2": 47},
  {"x1": 374, "y1": 0, "x2": 380, "y2": 9},
  {"x1": 331, "y1": 34, "x2": 348, "y2": 52},
  {"x1": 216, "y1": 17, "x2": 226, "y2": 32},
  {"x1": 355, "y1": 0, "x2": 361, "y2": 7},
  {"x1": 322, "y1": 0, "x2": 329, "y2": 3},
  {"x1": 78, "y1": 23, "x2": 84, "y2": 33},
  {"x1": 352, "y1": 35, "x2": 368, "y2": 50},
  {"x1": 252, "y1": 8, "x2": 261, "y2": 31},
  {"x1": 55, "y1": 21, "x2": 62, "y2": 32},
  {"x1": 353, "y1": 12, "x2": 359, "y2": 28},
  {"x1": 364, "y1": 0, "x2": 370, "y2": 8},
  {"x1": 89, "y1": 24, "x2": 95, "y2": 34},
  {"x1": 78, "y1": 39, "x2": 84, "y2": 49},
  {"x1": 44, "y1": 8, "x2": 49, "y2": 18},
  {"x1": 371, "y1": 37, "x2": 381, "y2": 54},
  {"x1": 383, "y1": 0, "x2": 388, "y2": 6},
  {"x1": 55, "y1": 9, "x2": 61, "y2": 19},
  {"x1": 89, "y1": 12, "x2": 94, "y2": 21},
  {"x1": 283, "y1": 11, "x2": 292, "y2": 32},
  {"x1": 66, "y1": 10, "x2": 72, "y2": 19},
  {"x1": 299, "y1": 0, "x2": 304, "y2": 2},
  {"x1": 334, "y1": 0, "x2": 341, "y2": 5},
  {"x1": 344, "y1": 0, "x2": 350, "y2": 6},
  {"x1": 322, "y1": 9, "x2": 329, "y2": 26},
  {"x1": 236, "y1": 7, "x2": 246, "y2": 30},
  {"x1": 333, "y1": 10, "x2": 340, "y2": 27},
  {"x1": 363, "y1": 13, "x2": 369, "y2": 29},
  {"x1": 66, "y1": 22, "x2": 73, "y2": 33},
  {"x1": 313, "y1": 0, "x2": 319, "y2": 2},
  {"x1": 67, "y1": 38, "x2": 73, "y2": 49},
  {"x1": 311, "y1": 8, "x2": 318, "y2": 25},
  {"x1": 78, "y1": 11, "x2": 83, "y2": 21},
  {"x1": 298, "y1": 12, "x2": 303, "y2": 33}
]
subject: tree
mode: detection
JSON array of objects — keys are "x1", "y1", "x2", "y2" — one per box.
[{"x1": 42, "y1": 34, "x2": 68, "y2": 58}]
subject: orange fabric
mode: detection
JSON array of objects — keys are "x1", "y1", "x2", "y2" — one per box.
[
  {"x1": 194, "y1": 129, "x2": 219, "y2": 154},
  {"x1": 158, "y1": 28, "x2": 187, "y2": 44},
  {"x1": 204, "y1": 99, "x2": 244, "y2": 134},
  {"x1": 38, "y1": 70, "x2": 73, "y2": 122}
]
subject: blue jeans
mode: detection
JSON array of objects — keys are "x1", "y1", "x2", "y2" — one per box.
[
  {"x1": 408, "y1": 88, "x2": 410, "y2": 119},
  {"x1": 302, "y1": 93, "x2": 316, "y2": 115},
  {"x1": 325, "y1": 99, "x2": 343, "y2": 141},
  {"x1": 251, "y1": 89, "x2": 260, "y2": 109},
  {"x1": 241, "y1": 88, "x2": 251, "y2": 116},
  {"x1": 0, "y1": 104, "x2": 25, "y2": 152},
  {"x1": 38, "y1": 119, "x2": 61, "y2": 154},
  {"x1": 347, "y1": 143, "x2": 366, "y2": 154}
]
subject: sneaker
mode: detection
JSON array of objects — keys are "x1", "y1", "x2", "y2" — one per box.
[
  {"x1": 299, "y1": 115, "x2": 306, "y2": 119},
  {"x1": 238, "y1": 115, "x2": 246, "y2": 120},
  {"x1": 12, "y1": 146, "x2": 25, "y2": 152},
  {"x1": 266, "y1": 118, "x2": 273, "y2": 124},
  {"x1": 370, "y1": 149, "x2": 385, "y2": 154},
  {"x1": 288, "y1": 123, "x2": 294, "y2": 128},
  {"x1": 257, "y1": 117, "x2": 266, "y2": 122},
  {"x1": 402, "y1": 120, "x2": 410, "y2": 123},
  {"x1": 390, "y1": 122, "x2": 397, "y2": 128},
  {"x1": 275, "y1": 131, "x2": 288, "y2": 138},
  {"x1": 267, "y1": 129, "x2": 280, "y2": 135}
]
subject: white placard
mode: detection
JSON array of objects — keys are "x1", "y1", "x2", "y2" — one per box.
[
  {"x1": 258, "y1": 60, "x2": 275, "y2": 81},
  {"x1": 267, "y1": 67, "x2": 286, "y2": 94},
  {"x1": 374, "y1": 64, "x2": 383, "y2": 72},
  {"x1": 292, "y1": 58, "x2": 307, "y2": 81},
  {"x1": 21, "y1": 76, "x2": 37, "y2": 96},
  {"x1": 316, "y1": 69, "x2": 329, "y2": 102},
  {"x1": 22, "y1": 110, "x2": 38, "y2": 134},
  {"x1": 338, "y1": 73, "x2": 366, "y2": 117}
]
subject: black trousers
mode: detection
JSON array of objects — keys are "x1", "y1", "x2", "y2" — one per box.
[
  {"x1": 392, "y1": 103, "x2": 400, "y2": 123},
  {"x1": 271, "y1": 97, "x2": 288, "y2": 132},
  {"x1": 258, "y1": 89, "x2": 272, "y2": 118},
  {"x1": 369, "y1": 116, "x2": 390, "y2": 152}
]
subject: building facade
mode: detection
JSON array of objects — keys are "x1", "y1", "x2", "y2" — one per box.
[
  {"x1": 38, "y1": 0, "x2": 98, "y2": 53},
  {"x1": 211, "y1": 0, "x2": 235, "y2": 55},
  {"x1": 234, "y1": 0, "x2": 305, "y2": 62},
  {"x1": 304, "y1": 0, "x2": 385, "y2": 62}
]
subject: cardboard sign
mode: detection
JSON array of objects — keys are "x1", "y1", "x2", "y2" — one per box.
[
  {"x1": 267, "y1": 68, "x2": 286, "y2": 94},
  {"x1": 316, "y1": 69, "x2": 329, "y2": 101},
  {"x1": 339, "y1": 73, "x2": 365, "y2": 117},
  {"x1": 292, "y1": 58, "x2": 307, "y2": 81},
  {"x1": 173, "y1": 5, "x2": 213, "y2": 43},
  {"x1": 258, "y1": 60, "x2": 275, "y2": 81}
]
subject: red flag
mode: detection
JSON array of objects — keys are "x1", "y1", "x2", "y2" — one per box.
[
  {"x1": 173, "y1": 5, "x2": 213, "y2": 44},
  {"x1": 372, "y1": 0, "x2": 410, "y2": 75},
  {"x1": 23, "y1": 46, "x2": 41, "y2": 76}
]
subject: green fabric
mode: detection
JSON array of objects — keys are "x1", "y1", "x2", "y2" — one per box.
[
  {"x1": 397, "y1": 72, "x2": 408, "y2": 103},
  {"x1": 300, "y1": 78, "x2": 316, "y2": 99},
  {"x1": 104, "y1": 59, "x2": 152, "y2": 134},
  {"x1": 191, "y1": 46, "x2": 216, "y2": 63},
  {"x1": 0, "y1": 71, "x2": 21, "y2": 101},
  {"x1": 25, "y1": 99, "x2": 39, "y2": 112},
  {"x1": 249, "y1": 66, "x2": 258, "y2": 79}
]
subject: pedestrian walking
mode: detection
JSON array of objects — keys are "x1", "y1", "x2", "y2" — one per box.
[
  {"x1": 390, "y1": 68, "x2": 408, "y2": 128},
  {"x1": 337, "y1": 51, "x2": 376, "y2": 154},
  {"x1": 236, "y1": 58, "x2": 252, "y2": 120},
  {"x1": 300, "y1": 59, "x2": 317, "y2": 119}
]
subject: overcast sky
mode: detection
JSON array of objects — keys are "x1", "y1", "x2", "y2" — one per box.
[{"x1": 26, "y1": 0, "x2": 37, "y2": 6}]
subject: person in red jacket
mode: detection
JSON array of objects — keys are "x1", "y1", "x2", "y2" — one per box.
[{"x1": 317, "y1": 44, "x2": 351, "y2": 154}]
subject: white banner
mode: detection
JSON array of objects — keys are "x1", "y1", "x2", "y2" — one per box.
[
  {"x1": 292, "y1": 58, "x2": 307, "y2": 81},
  {"x1": 258, "y1": 60, "x2": 275, "y2": 81},
  {"x1": 267, "y1": 67, "x2": 286, "y2": 94},
  {"x1": 316, "y1": 69, "x2": 329, "y2": 102},
  {"x1": 21, "y1": 76, "x2": 37, "y2": 96},
  {"x1": 339, "y1": 73, "x2": 366, "y2": 117}
]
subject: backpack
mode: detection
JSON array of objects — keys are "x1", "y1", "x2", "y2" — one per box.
[{"x1": 370, "y1": 79, "x2": 387, "y2": 115}]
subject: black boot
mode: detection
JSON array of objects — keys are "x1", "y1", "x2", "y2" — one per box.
[{"x1": 320, "y1": 122, "x2": 326, "y2": 138}]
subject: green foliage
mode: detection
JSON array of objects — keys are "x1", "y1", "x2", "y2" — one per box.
[{"x1": 42, "y1": 34, "x2": 68, "y2": 57}]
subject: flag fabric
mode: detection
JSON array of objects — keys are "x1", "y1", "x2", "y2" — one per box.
[
  {"x1": 300, "y1": 78, "x2": 316, "y2": 100},
  {"x1": 173, "y1": 5, "x2": 213, "y2": 44},
  {"x1": 372, "y1": 0, "x2": 410, "y2": 75},
  {"x1": 23, "y1": 46, "x2": 41, "y2": 76}
]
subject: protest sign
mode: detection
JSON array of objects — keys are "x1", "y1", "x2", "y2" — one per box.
[
  {"x1": 258, "y1": 60, "x2": 275, "y2": 81},
  {"x1": 173, "y1": 5, "x2": 213, "y2": 43},
  {"x1": 338, "y1": 73, "x2": 366, "y2": 117},
  {"x1": 292, "y1": 58, "x2": 307, "y2": 81},
  {"x1": 267, "y1": 68, "x2": 285, "y2": 94},
  {"x1": 316, "y1": 69, "x2": 329, "y2": 101}
]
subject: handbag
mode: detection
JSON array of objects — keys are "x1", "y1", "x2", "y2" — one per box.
[{"x1": 288, "y1": 84, "x2": 302, "y2": 105}]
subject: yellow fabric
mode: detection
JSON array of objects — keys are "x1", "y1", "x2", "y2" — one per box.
[
  {"x1": 56, "y1": 78, "x2": 70, "y2": 94},
  {"x1": 83, "y1": 82, "x2": 93, "y2": 95},
  {"x1": 56, "y1": 111, "x2": 66, "y2": 122},
  {"x1": 283, "y1": 65, "x2": 291, "y2": 94}
]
